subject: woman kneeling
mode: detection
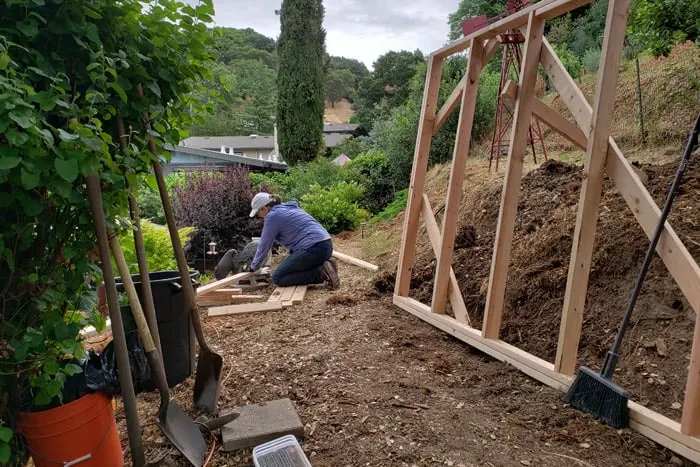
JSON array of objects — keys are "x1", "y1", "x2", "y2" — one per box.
[{"x1": 248, "y1": 192, "x2": 340, "y2": 289}]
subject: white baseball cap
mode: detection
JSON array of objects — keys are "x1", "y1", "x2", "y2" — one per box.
[{"x1": 249, "y1": 192, "x2": 271, "y2": 217}]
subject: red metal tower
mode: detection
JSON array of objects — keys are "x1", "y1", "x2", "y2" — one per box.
[{"x1": 476, "y1": 0, "x2": 548, "y2": 171}]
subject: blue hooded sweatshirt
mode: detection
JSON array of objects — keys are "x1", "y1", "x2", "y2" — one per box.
[{"x1": 250, "y1": 201, "x2": 330, "y2": 270}]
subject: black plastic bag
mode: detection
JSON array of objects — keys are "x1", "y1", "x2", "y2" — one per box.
[{"x1": 85, "y1": 329, "x2": 153, "y2": 395}]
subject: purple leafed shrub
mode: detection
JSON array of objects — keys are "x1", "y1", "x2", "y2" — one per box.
[{"x1": 172, "y1": 166, "x2": 268, "y2": 262}]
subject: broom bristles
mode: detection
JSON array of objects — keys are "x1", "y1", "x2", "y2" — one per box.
[{"x1": 564, "y1": 366, "x2": 630, "y2": 429}]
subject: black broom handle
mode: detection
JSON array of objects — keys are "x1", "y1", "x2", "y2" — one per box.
[{"x1": 601, "y1": 112, "x2": 700, "y2": 379}]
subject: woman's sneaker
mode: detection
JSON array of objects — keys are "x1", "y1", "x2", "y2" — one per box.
[{"x1": 322, "y1": 261, "x2": 340, "y2": 289}]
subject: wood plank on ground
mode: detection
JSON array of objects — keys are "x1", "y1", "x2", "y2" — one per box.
[
  {"x1": 332, "y1": 251, "x2": 379, "y2": 271},
  {"x1": 280, "y1": 287, "x2": 296, "y2": 307},
  {"x1": 268, "y1": 287, "x2": 287, "y2": 302},
  {"x1": 207, "y1": 301, "x2": 283, "y2": 317},
  {"x1": 291, "y1": 286, "x2": 307, "y2": 305},
  {"x1": 197, "y1": 272, "x2": 255, "y2": 296}
]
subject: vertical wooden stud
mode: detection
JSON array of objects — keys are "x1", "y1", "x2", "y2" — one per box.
[
  {"x1": 395, "y1": 55, "x2": 444, "y2": 297},
  {"x1": 682, "y1": 318, "x2": 700, "y2": 435},
  {"x1": 482, "y1": 13, "x2": 545, "y2": 339},
  {"x1": 554, "y1": 0, "x2": 631, "y2": 374},
  {"x1": 431, "y1": 39, "x2": 484, "y2": 314}
]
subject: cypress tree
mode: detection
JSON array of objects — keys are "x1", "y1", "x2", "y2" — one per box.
[{"x1": 277, "y1": 0, "x2": 326, "y2": 165}]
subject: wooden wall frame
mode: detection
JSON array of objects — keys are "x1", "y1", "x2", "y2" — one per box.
[{"x1": 392, "y1": 0, "x2": 700, "y2": 462}]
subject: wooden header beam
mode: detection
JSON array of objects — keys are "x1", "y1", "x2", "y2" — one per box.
[{"x1": 432, "y1": 0, "x2": 593, "y2": 59}]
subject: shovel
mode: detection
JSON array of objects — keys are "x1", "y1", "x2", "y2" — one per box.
[
  {"x1": 152, "y1": 151, "x2": 223, "y2": 412},
  {"x1": 137, "y1": 84, "x2": 224, "y2": 413},
  {"x1": 108, "y1": 230, "x2": 207, "y2": 466}
]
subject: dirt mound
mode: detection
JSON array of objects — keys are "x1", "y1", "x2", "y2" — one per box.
[
  {"x1": 377, "y1": 157, "x2": 700, "y2": 420},
  {"x1": 546, "y1": 42, "x2": 700, "y2": 147}
]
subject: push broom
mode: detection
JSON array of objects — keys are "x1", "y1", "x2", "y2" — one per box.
[{"x1": 564, "y1": 112, "x2": 700, "y2": 428}]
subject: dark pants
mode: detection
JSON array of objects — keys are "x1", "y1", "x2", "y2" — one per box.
[{"x1": 272, "y1": 239, "x2": 332, "y2": 286}]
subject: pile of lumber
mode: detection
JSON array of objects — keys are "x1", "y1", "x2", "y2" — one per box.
[
  {"x1": 207, "y1": 285, "x2": 307, "y2": 317},
  {"x1": 196, "y1": 271, "x2": 307, "y2": 317},
  {"x1": 196, "y1": 250, "x2": 378, "y2": 317}
]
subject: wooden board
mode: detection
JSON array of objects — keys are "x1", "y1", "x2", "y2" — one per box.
[
  {"x1": 393, "y1": 294, "x2": 700, "y2": 463},
  {"x1": 332, "y1": 251, "x2": 379, "y2": 271},
  {"x1": 395, "y1": 55, "x2": 444, "y2": 296},
  {"x1": 280, "y1": 287, "x2": 296, "y2": 307},
  {"x1": 197, "y1": 294, "x2": 265, "y2": 307},
  {"x1": 432, "y1": 0, "x2": 592, "y2": 59},
  {"x1": 431, "y1": 38, "x2": 484, "y2": 315},
  {"x1": 268, "y1": 287, "x2": 287, "y2": 302},
  {"x1": 197, "y1": 272, "x2": 255, "y2": 296},
  {"x1": 291, "y1": 286, "x2": 307, "y2": 305},
  {"x1": 555, "y1": 0, "x2": 631, "y2": 375},
  {"x1": 207, "y1": 301, "x2": 283, "y2": 317},
  {"x1": 482, "y1": 13, "x2": 545, "y2": 339},
  {"x1": 421, "y1": 194, "x2": 470, "y2": 324}
]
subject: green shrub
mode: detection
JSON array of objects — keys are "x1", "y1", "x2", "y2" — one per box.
[
  {"x1": 582, "y1": 47, "x2": 601, "y2": 74},
  {"x1": 137, "y1": 186, "x2": 166, "y2": 225},
  {"x1": 118, "y1": 220, "x2": 196, "y2": 273},
  {"x1": 300, "y1": 181, "x2": 368, "y2": 233},
  {"x1": 551, "y1": 43, "x2": 582, "y2": 79},
  {"x1": 250, "y1": 157, "x2": 349, "y2": 202},
  {"x1": 346, "y1": 150, "x2": 396, "y2": 213},
  {"x1": 372, "y1": 189, "x2": 408, "y2": 223},
  {"x1": 331, "y1": 136, "x2": 372, "y2": 159},
  {"x1": 249, "y1": 171, "x2": 292, "y2": 193}
]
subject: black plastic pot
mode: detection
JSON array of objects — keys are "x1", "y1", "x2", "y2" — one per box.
[{"x1": 116, "y1": 270, "x2": 199, "y2": 390}]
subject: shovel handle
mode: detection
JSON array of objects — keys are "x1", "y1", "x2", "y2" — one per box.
[
  {"x1": 136, "y1": 83, "x2": 210, "y2": 351},
  {"x1": 109, "y1": 231, "x2": 172, "y2": 402}
]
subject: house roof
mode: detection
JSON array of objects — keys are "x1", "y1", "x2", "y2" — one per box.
[
  {"x1": 181, "y1": 135, "x2": 275, "y2": 150},
  {"x1": 324, "y1": 123, "x2": 358, "y2": 133},
  {"x1": 332, "y1": 154, "x2": 352, "y2": 166},
  {"x1": 181, "y1": 127, "x2": 356, "y2": 152},
  {"x1": 165, "y1": 144, "x2": 287, "y2": 171},
  {"x1": 323, "y1": 133, "x2": 352, "y2": 148}
]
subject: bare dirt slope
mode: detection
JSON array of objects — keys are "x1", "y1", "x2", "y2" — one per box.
[
  {"x1": 111, "y1": 246, "x2": 687, "y2": 466},
  {"x1": 324, "y1": 99, "x2": 355, "y2": 124}
]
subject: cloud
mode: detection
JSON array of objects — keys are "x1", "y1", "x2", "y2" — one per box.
[{"x1": 207, "y1": 0, "x2": 458, "y2": 69}]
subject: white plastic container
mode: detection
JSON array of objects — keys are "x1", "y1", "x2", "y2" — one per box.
[{"x1": 252, "y1": 435, "x2": 311, "y2": 467}]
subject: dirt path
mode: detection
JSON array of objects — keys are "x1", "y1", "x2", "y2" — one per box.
[{"x1": 114, "y1": 253, "x2": 685, "y2": 466}]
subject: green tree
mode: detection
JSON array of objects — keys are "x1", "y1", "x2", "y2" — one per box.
[
  {"x1": 190, "y1": 59, "x2": 277, "y2": 136},
  {"x1": 628, "y1": 0, "x2": 700, "y2": 56},
  {"x1": 327, "y1": 56, "x2": 370, "y2": 82},
  {"x1": 326, "y1": 69, "x2": 355, "y2": 106},
  {"x1": 353, "y1": 50, "x2": 425, "y2": 131},
  {"x1": 277, "y1": 0, "x2": 326, "y2": 165},
  {"x1": 212, "y1": 27, "x2": 277, "y2": 69}
]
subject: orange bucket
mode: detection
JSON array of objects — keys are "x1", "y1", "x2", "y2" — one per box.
[{"x1": 18, "y1": 392, "x2": 123, "y2": 467}]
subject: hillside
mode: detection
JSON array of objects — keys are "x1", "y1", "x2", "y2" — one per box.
[
  {"x1": 545, "y1": 41, "x2": 700, "y2": 150},
  {"x1": 190, "y1": 27, "x2": 367, "y2": 136},
  {"x1": 324, "y1": 98, "x2": 355, "y2": 124}
]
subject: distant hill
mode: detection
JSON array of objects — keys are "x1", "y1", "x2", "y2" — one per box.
[
  {"x1": 191, "y1": 27, "x2": 365, "y2": 138},
  {"x1": 324, "y1": 98, "x2": 355, "y2": 124}
]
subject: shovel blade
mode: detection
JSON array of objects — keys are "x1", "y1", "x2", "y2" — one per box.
[
  {"x1": 159, "y1": 403, "x2": 207, "y2": 466},
  {"x1": 193, "y1": 350, "x2": 224, "y2": 413}
]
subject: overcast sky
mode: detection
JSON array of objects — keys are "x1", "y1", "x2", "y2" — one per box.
[{"x1": 207, "y1": 0, "x2": 458, "y2": 70}]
